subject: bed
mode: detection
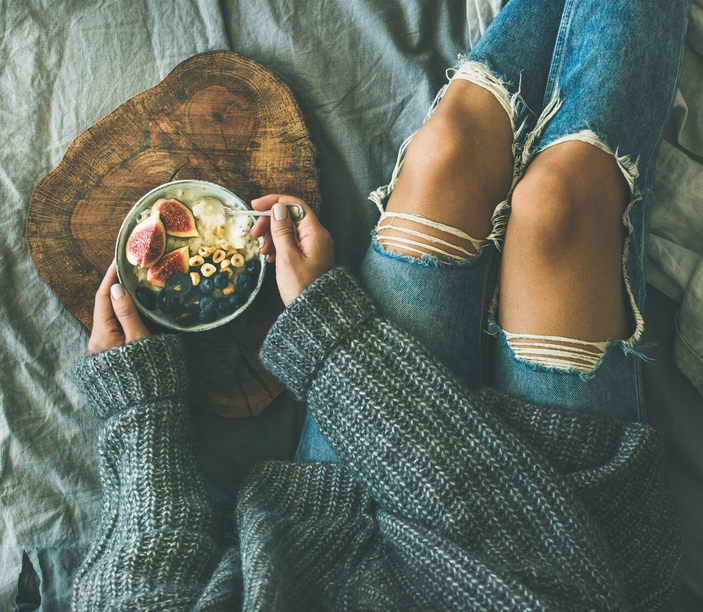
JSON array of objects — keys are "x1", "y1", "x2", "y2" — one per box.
[{"x1": 2, "y1": 1, "x2": 702, "y2": 609}]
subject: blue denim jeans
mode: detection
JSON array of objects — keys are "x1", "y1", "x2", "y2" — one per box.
[{"x1": 296, "y1": 0, "x2": 690, "y2": 462}]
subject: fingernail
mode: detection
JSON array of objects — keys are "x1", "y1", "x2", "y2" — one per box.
[
  {"x1": 273, "y1": 203, "x2": 288, "y2": 221},
  {"x1": 110, "y1": 284, "x2": 125, "y2": 299}
]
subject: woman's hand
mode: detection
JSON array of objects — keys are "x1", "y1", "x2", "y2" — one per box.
[
  {"x1": 250, "y1": 195, "x2": 335, "y2": 307},
  {"x1": 88, "y1": 260, "x2": 151, "y2": 354}
]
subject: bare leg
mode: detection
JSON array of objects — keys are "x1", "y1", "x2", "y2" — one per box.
[
  {"x1": 380, "y1": 80, "x2": 513, "y2": 258},
  {"x1": 498, "y1": 141, "x2": 629, "y2": 369}
]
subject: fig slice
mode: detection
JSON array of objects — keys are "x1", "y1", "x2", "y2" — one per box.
[
  {"x1": 151, "y1": 198, "x2": 199, "y2": 237},
  {"x1": 126, "y1": 212, "x2": 166, "y2": 268},
  {"x1": 147, "y1": 246, "x2": 191, "y2": 288}
]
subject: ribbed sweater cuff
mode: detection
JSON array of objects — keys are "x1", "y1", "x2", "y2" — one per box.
[
  {"x1": 74, "y1": 334, "x2": 189, "y2": 419},
  {"x1": 260, "y1": 267, "x2": 376, "y2": 400}
]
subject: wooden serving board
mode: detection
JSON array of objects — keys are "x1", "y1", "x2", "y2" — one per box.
[{"x1": 27, "y1": 50, "x2": 322, "y2": 419}]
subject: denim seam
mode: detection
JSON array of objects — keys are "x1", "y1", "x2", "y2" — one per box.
[{"x1": 542, "y1": 0, "x2": 577, "y2": 108}]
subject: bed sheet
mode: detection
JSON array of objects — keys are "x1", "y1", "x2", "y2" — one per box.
[
  {"x1": 1, "y1": 1, "x2": 701, "y2": 610},
  {"x1": 649, "y1": 0, "x2": 703, "y2": 400}
]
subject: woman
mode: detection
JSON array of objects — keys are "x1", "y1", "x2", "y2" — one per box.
[{"x1": 72, "y1": 0, "x2": 689, "y2": 609}]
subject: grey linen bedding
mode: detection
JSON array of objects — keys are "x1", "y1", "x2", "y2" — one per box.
[{"x1": 1, "y1": 1, "x2": 701, "y2": 610}]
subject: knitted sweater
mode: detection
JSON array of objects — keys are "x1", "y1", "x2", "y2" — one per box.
[{"x1": 72, "y1": 267, "x2": 681, "y2": 612}]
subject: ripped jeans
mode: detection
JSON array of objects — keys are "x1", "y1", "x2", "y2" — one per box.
[{"x1": 295, "y1": 0, "x2": 690, "y2": 462}]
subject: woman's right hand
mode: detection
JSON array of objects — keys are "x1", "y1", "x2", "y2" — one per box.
[{"x1": 250, "y1": 195, "x2": 336, "y2": 307}]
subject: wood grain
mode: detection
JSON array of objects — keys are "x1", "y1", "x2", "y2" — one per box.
[{"x1": 26, "y1": 50, "x2": 322, "y2": 419}]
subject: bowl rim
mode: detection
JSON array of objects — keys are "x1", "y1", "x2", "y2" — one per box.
[{"x1": 115, "y1": 179, "x2": 266, "y2": 333}]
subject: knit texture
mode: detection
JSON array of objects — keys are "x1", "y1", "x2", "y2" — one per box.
[{"x1": 71, "y1": 268, "x2": 681, "y2": 611}]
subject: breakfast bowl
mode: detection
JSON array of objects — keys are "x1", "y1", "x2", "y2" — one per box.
[{"x1": 115, "y1": 180, "x2": 266, "y2": 332}]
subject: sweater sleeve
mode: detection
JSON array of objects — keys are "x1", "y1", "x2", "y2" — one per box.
[
  {"x1": 260, "y1": 267, "x2": 680, "y2": 612},
  {"x1": 71, "y1": 334, "x2": 237, "y2": 612}
]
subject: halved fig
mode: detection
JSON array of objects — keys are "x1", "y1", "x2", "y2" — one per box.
[
  {"x1": 151, "y1": 198, "x2": 199, "y2": 237},
  {"x1": 147, "y1": 246, "x2": 190, "y2": 288},
  {"x1": 126, "y1": 212, "x2": 166, "y2": 268}
]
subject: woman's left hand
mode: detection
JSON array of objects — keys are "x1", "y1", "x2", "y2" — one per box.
[{"x1": 88, "y1": 260, "x2": 151, "y2": 354}]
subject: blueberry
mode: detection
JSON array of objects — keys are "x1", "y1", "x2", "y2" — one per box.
[
  {"x1": 216, "y1": 298, "x2": 235, "y2": 315},
  {"x1": 245, "y1": 259, "x2": 261, "y2": 276},
  {"x1": 200, "y1": 295, "x2": 216, "y2": 313},
  {"x1": 236, "y1": 273, "x2": 255, "y2": 293},
  {"x1": 199, "y1": 277, "x2": 215, "y2": 294},
  {"x1": 135, "y1": 287, "x2": 157, "y2": 310},
  {"x1": 157, "y1": 290, "x2": 177, "y2": 314},
  {"x1": 198, "y1": 309, "x2": 218, "y2": 323},
  {"x1": 164, "y1": 273, "x2": 193, "y2": 296},
  {"x1": 227, "y1": 291, "x2": 249, "y2": 309},
  {"x1": 213, "y1": 272, "x2": 230, "y2": 290}
]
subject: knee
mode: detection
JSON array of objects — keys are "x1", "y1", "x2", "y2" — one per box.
[
  {"x1": 509, "y1": 168, "x2": 582, "y2": 255},
  {"x1": 402, "y1": 111, "x2": 468, "y2": 179},
  {"x1": 509, "y1": 144, "x2": 627, "y2": 257},
  {"x1": 402, "y1": 78, "x2": 513, "y2": 189}
]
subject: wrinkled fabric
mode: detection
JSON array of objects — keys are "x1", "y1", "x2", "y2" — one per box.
[
  {"x1": 0, "y1": 0, "x2": 701, "y2": 611},
  {"x1": 649, "y1": 0, "x2": 703, "y2": 396},
  {"x1": 0, "y1": 2, "x2": 467, "y2": 609}
]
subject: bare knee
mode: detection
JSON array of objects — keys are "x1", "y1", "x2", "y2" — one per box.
[
  {"x1": 500, "y1": 141, "x2": 631, "y2": 341},
  {"x1": 391, "y1": 80, "x2": 514, "y2": 213},
  {"x1": 401, "y1": 113, "x2": 469, "y2": 183},
  {"x1": 509, "y1": 141, "x2": 628, "y2": 257}
]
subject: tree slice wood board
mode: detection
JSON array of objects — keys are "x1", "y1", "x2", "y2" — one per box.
[{"x1": 27, "y1": 50, "x2": 322, "y2": 419}]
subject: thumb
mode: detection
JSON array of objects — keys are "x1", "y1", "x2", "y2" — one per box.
[
  {"x1": 269, "y1": 203, "x2": 299, "y2": 258},
  {"x1": 110, "y1": 284, "x2": 150, "y2": 343}
]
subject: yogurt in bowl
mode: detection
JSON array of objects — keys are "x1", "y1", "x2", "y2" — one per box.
[{"x1": 115, "y1": 180, "x2": 266, "y2": 332}]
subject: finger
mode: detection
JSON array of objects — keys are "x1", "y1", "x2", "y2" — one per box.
[
  {"x1": 250, "y1": 215, "x2": 270, "y2": 238},
  {"x1": 93, "y1": 260, "x2": 119, "y2": 327},
  {"x1": 289, "y1": 201, "x2": 328, "y2": 252},
  {"x1": 110, "y1": 283, "x2": 150, "y2": 343},
  {"x1": 259, "y1": 232, "x2": 274, "y2": 256},
  {"x1": 269, "y1": 202, "x2": 300, "y2": 259},
  {"x1": 251, "y1": 194, "x2": 306, "y2": 211},
  {"x1": 251, "y1": 194, "x2": 280, "y2": 211},
  {"x1": 293, "y1": 199, "x2": 323, "y2": 227}
]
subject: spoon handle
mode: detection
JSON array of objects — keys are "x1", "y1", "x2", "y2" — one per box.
[{"x1": 224, "y1": 203, "x2": 305, "y2": 220}]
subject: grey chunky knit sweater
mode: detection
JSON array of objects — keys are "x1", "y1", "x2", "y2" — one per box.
[{"x1": 72, "y1": 267, "x2": 681, "y2": 611}]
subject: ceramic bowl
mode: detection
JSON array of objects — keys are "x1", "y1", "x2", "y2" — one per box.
[{"x1": 115, "y1": 180, "x2": 266, "y2": 332}]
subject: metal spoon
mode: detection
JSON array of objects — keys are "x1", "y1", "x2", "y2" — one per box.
[{"x1": 223, "y1": 203, "x2": 305, "y2": 221}]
